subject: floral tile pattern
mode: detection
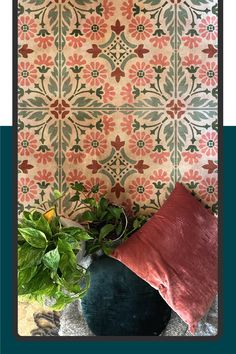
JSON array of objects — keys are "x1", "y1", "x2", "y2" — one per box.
[{"x1": 18, "y1": 0, "x2": 218, "y2": 217}]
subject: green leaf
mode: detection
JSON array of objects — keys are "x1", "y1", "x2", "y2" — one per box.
[
  {"x1": 35, "y1": 215, "x2": 52, "y2": 238},
  {"x1": 43, "y1": 248, "x2": 60, "y2": 271},
  {"x1": 82, "y1": 198, "x2": 97, "y2": 207},
  {"x1": 50, "y1": 293, "x2": 74, "y2": 310},
  {"x1": 18, "y1": 243, "x2": 45, "y2": 269},
  {"x1": 18, "y1": 266, "x2": 38, "y2": 290},
  {"x1": 58, "y1": 239, "x2": 77, "y2": 281},
  {"x1": 57, "y1": 233, "x2": 81, "y2": 250},
  {"x1": 18, "y1": 267, "x2": 54, "y2": 296},
  {"x1": 99, "y1": 224, "x2": 115, "y2": 241},
  {"x1": 61, "y1": 227, "x2": 93, "y2": 241},
  {"x1": 57, "y1": 238, "x2": 74, "y2": 254},
  {"x1": 31, "y1": 211, "x2": 42, "y2": 221},
  {"x1": 108, "y1": 206, "x2": 123, "y2": 220},
  {"x1": 102, "y1": 246, "x2": 113, "y2": 256},
  {"x1": 116, "y1": 223, "x2": 123, "y2": 236},
  {"x1": 23, "y1": 211, "x2": 31, "y2": 220},
  {"x1": 81, "y1": 211, "x2": 96, "y2": 222},
  {"x1": 18, "y1": 228, "x2": 48, "y2": 248},
  {"x1": 50, "y1": 216, "x2": 60, "y2": 235}
]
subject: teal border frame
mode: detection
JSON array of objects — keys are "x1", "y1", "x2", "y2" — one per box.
[{"x1": 1, "y1": 0, "x2": 234, "y2": 352}]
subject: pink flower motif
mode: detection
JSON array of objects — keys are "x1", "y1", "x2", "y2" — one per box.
[
  {"x1": 83, "y1": 131, "x2": 108, "y2": 156},
  {"x1": 34, "y1": 36, "x2": 54, "y2": 49},
  {"x1": 103, "y1": 0, "x2": 115, "y2": 19},
  {"x1": 84, "y1": 177, "x2": 108, "y2": 201},
  {"x1": 121, "y1": 115, "x2": 133, "y2": 134},
  {"x1": 103, "y1": 83, "x2": 115, "y2": 103},
  {"x1": 198, "y1": 62, "x2": 218, "y2": 87},
  {"x1": 198, "y1": 177, "x2": 218, "y2": 203},
  {"x1": 18, "y1": 131, "x2": 37, "y2": 157},
  {"x1": 121, "y1": 0, "x2": 133, "y2": 19},
  {"x1": 18, "y1": 177, "x2": 37, "y2": 203},
  {"x1": 66, "y1": 151, "x2": 86, "y2": 164},
  {"x1": 182, "y1": 36, "x2": 202, "y2": 49},
  {"x1": 182, "y1": 151, "x2": 202, "y2": 164},
  {"x1": 150, "y1": 54, "x2": 169, "y2": 67},
  {"x1": 199, "y1": 16, "x2": 218, "y2": 41},
  {"x1": 150, "y1": 170, "x2": 170, "y2": 183},
  {"x1": 129, "y1": 177, "x2": 154, "y2": 202},
  {"x1": 199, "y1": 131, "x2": 218, "y2": 157},
  {"x1": 34, "y1": 170, "x2": 54, "y2": 183},
  {"x1": 121, "y1": 83, "x2": 134, "y2": 103},
  {"x1": 129, "y1": 62, "x2": 154, "y2": 86},
  {"x1": 129, "y1": 131, "x2": 154, "y2": 156},
  {"x1": 34, "y1": 151, "x2": 54, "y2": 165},
  {"x1": 66, "y1": 54, "x2": 86, "y2": 67},
  {"x1": 18, "y1": 62, "x2": 37, "y2": 87},
  {"x1": 149, "y1": 36, "x2": 170, "y2": 49},
  {"x1": 66, "y1": 170, "x2": 86, "y2": 183},
  {"x1": 129, "y1": 16, "x2": 153, "y2": 40},
  {"x1": 66, "y1": 35, "x2": 86, "y2": 49},
  {"x1": 150, "y1": 151, "x2": 170, "y2": 164},
  {"x1": 182, "y1": 170, "x2": 202, "y2": 183},
  {"x1": 18, "y1": 16, "x2": 37, "y2": 41},
  {"x1": 182, "y1": 54, "x2": 202, "y2": 67},
  {"x1": 83, "y1": 15, "x2": 107, "y2": 41},
  {"x1": 102, "y1": 116, "x2": 115, "y2": 134},
  {"x1": 83, "y1": 62, "x2": 107, "y2": 86},
  {"x1": 34, "y1": 54, "x2": 54, "y2": 67}
]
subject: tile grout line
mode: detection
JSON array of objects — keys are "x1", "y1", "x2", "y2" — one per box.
[
  {"x1": 58, "y1": 3, "x2": 62, "y2": 214},
  {"x1": 174, "y1": 3, "x2": 178, "y2": 185}
]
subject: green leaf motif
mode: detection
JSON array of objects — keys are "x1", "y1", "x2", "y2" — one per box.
[
  {"x1": 62, "y1": 77, "x2": 72, "y2": 97},
  {"x1": 48, "y1": 77, "x2": 58, "y2": 96},
  {"x1": 189, "y1": 0, "x2": 214, "y2": 5},
  {"x1": 28, "y1": 97, "x2": 47, "y2": 107},
  {"x1": 43, "y1": 248, "x2": 60, "y2": 271},
  {"x1": 142, "y1": 0, "x2": 162, "y2": 5},
  {"x1": 178, "y1": 121, "x2": 188, "y2": 151},
  {"x1": 189, "y1": 97, "x2": 209, "y2": 107},
  {"x1": 75, "y1": 0, "x2": 95, "y2": 5},
  {"x1": 18, "y1": 228, "x2": 48, "y2": 249},
  {"x1": 25, "y1": 0, "x2": 46, "y2": 5}
]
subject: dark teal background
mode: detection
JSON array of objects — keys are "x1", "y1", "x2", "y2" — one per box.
[{"x1": 0, "y1": 126, "x2": 235, "y2": 353}]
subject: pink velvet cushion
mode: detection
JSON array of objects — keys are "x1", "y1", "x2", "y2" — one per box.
[{"x1": 112, "y1": 183, "x2": 218, "y2": 334}]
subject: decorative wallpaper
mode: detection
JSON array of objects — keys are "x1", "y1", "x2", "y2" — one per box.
[{"x1": 18, "y1": 0, "x2": 218, "y2": 218}]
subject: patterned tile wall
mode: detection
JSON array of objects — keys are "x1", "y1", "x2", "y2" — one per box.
[{"x1": 18, "y1": 0, "x2": 218, "y2": 218}]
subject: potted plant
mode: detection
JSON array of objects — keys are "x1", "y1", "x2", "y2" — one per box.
[
  {"x1": 69, "y1": 182, "x2": 147, "y2": 256},
  {"x1": 18, "y1": 202, "x2": 92, "y2": 310},
  {"x1": 18, "y1": 185, "x2": 148, "y2": 310}
]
